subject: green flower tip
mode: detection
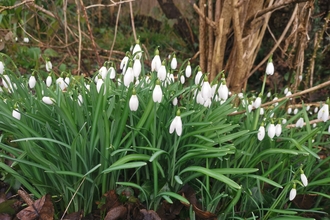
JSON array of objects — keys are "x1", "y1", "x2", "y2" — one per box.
[
  {"x1": 161, "y1": 60, "x2": 166, "y2": 65},
  {"x1": 176, "y1": 109, "x2": 181, "y2": 116},
  {"x1": 155, "y1": 47, "x2": 160, "y2": 55},
  {"x1": 135, "y1": 38, "x2": 140, "y2": 44},
  {"x1": 155, "y1": 79, "x2": 160, "y2": 85},
  {"x1": 203, "y1": 75, "x2": 208, "y2": 82},
  {"x1": 187, "y1": 61, "x2": 191, "y2": 65},
  {"x1": 268, "y1": 55, "x2": 273, "y2": 63},
  {"x1": 197, "y1": 66, "x2": 201, "y2": 71},
  {"x1": 132, "y1": 88, "x2": 136, "y2": 95}
]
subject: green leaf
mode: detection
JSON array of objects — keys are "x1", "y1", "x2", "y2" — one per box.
[
  {"x1": 102, "y1": 162, "x2": 147, "y2": 174},
  {"x1": 157, "y1": 191, "x2": 190, "y2": 205}
]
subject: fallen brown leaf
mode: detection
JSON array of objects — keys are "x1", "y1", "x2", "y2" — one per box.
[
  {"x1": 104, "y1": 205, "x2": 127, "y2": 220},
  {"x1": 16, "y1": 194, "x2": 54, "y2": 220}
]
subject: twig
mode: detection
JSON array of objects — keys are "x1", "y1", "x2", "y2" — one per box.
[
  {"x1": 0, "y1": 0, "x2": 34, "y2": 13},
  {"x1": 193, "y1": 3, "x2": 217, "y2": 30},
  {"x1": 80, "y1": 0, "x2": 101, "y2": 67},
  {"x1": 229, "y1": 79, "x2": 330, "y2": 116},
  {"x1": 85, "y1": 0, "x2": 135, "y2": 10},
  {"x1": 286, "y1": 117, "x2": 330, "y2": 128},
  {"x1": 246, "y1": 4, "x2": 299, "y2": 80},
  {"x1": 24, "y1": 1, "x2": 55, "y2": 18},
  {"x1": 109, "y1": 1, "x2": 122, "y2": 61},
  {"x1": 18, "y1": 189, "x2": 34, "y2": 206},
  {"x1": 60, "y1": 177, "x2": 86, "y2": 220},
  {"x1": 129, "y1": 1, "x2": 137, "y2": 42},
  {"x1": 75, "y1": 0, "x2": 82, "y2": 74}
]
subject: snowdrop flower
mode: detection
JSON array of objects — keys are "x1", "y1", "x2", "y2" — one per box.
[
  {"x1": 99, "y1": 66, "x2": 107, "y2": 79},
  {"x1": 300, "y1": 172, "x2": 308, "y2": 187},
  {"x1": 12, "y1": 108, "x2": 21, "y2": 120},
  {"x1": 46, "y1": 74, "x2": 52, "y2": 87},
  {"x1": 253, "y1": 96, "x2": 262, "y2": 109},
  {"x1": 0, "y1": 61, "x2": 4, "y2": 74},
  {"x1": 287, "y1": 107, "x2": 292, "y2": 114},
  {"x1": 289, "y1": 186, "x2": 296, "y2": 201},
  {"x1": 195, "y1": 67, "x2": 203, "y2": 85},
  {"x1": 56, "y1": 76, "x2": 66, "y2": 91},
  {"x1": 328, "y1": 125, "x2": 330, "y2": 133},
  {"x1": 28, "y1": 74, "x2": 36, "y2": 89},
  {"x1": 238, "y1": 93, "x2": 244, "y2": 99},
  {"x1": 296, "y1": 117, "x2": 304, "y2": 128},
  {"x1": 23, "y1": 37, "x2": 29, "y2": 43},
  {"x1": 77, "y1": 94, "x2": 83, "y2": 106},
  {"x1": 218, "y1": 79, "x2": 229, "y2": 101},
  {"x1": 293, "y1": 108, "x2": 298, "y2": 115},
  {"x1": 152, "y1": 80, "x2": 162, "y2": 103},
  {"x1": 248, "y1": 104, "x2": 253, "y2": 113},
  {"x1": 284, "y1": 87, "x2": 289, "y2": 95},
  {"x1": 275, "y1": 124, "x2": 282, "y2": 137},
  {"x1": 129, "y1": 89, "x2": 139, "y2": 111},
  {"x1": 157, "y1": 61, "x2": 167, "y2": 81},
  {"x1": 201, "y1": 76, "x2": 212, "y2": 100},
  {"x1": 196, "y1": 90, "x2": 204, "y2": 105},
  {"x1": 180, "y1": 75, "x2": 185, "y2": 84},
  {"x1": 170, "y1": 54, "x2": 177, "y2": 70},
  {"x1": 3, "y1": 74, "x2": 13, "y2": 92},
  {"x1": 172, "y1": 97, "x2": 178, "y2": 106},
  {"x1": 185, "y1": 61, "x2": 191, "y2": 77},
  {"x1": 133, "y1": 58, "x2": 142, "y2": 78},
  {"x1": 64, "y1": 75, "x2": 70, "y2": 86},
  {"x1": 108, "y1": 65, "x2": 116, "y2": 79},
  {"x1": 267, "y1": 123, "x2": 276, "y2": 139},
  {"x1": 45, "y1": 60, "x2": 52, "y2": 72},
  {"x1": 132, "y1": 39, "x2": 142, "y2": 60},
  {"x1": 124, "y1": 63, "x2": 134, "y2": 87},
  {"x1": 258, "y1": 125, "x2": 265, "y2": 141},
  {"x1": 120, "y1": 52, "x2": 130, "y2": 73},
  {"x1": 299, "y1": 75, "x2": 303, "y2": 82},
  {"x1": 266, "y1": 57, "x2": 274, "y2": 75},
  {"x1": 151, "y1": 48, "x2": 161, "y2": 72},
  {"x1": 204, "y1": 98, "x2": 212, "y2": 108},
  {"x1": 313, "y1": 123, "x2": 317, "y2": 128},
  {"x1": 306, "y1": 105, "x2": 310, "y2": 111},
  {"x1": 282, "y1": 118, "x2": 287, "y2": 124},
  {"x1": 272, "y1": 96, "x2": 278, "y2": 107},
  {"x1": 317, "y1": 103, "x2": 329, "y2": 122},
  {"x1": 169, "y1": 110, "x2": 183, "y2": 136},
  {"x1": 286, "y1": 90, "x2": 292, "y2": 100},
  {"x1": 314, "y1": 107, "x2": 318, "y2": 113},
  {"x1": 267, "y1": 91, "x2": 271, "y2": 98},
  {"x1": 96, "y1": 77, "x2": 104, "y2": 93},
  {"x1": 42, "y1": 96, "x2": 55, "y2": 105},
  {"x1": 260, "y1": 107, "x2": 264, "y2": 115}
]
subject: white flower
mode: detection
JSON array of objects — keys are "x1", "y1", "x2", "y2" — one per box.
[
  {"x1": 328, "y1": 125, "x2": 330, "y2": 133},
  {"x1": 64, "y1": 76, "x2": 70, "y2": 86},
  {"x1": 306, "y1": 105, "x2": 310, "y2": 111},
  {"x1": 260, "y1": 107, "x2": 264, "y2": 115},
  {"x1": 195, "y1": 69, "x2": 203, "y2": 85},
  {"x1": 314, "y1": 107, "x2": 319, "y2": 113},
  {"x1": 0, "y1": 61, "x2": 4, "y2": 74},
  {"x1": 28, "y1": 75, "x2": 36, "y2": 89},
  {"x1": 267, "y1": 91, "x2": 271, "y2": 98},
  {"x1": 299, "y1": 75, "x2": 303, "y2": 82},
  {"x1": 120, "y1": 53, "x2": 129, "y2": 73},
  {"x1": 185, "y1": 62, "x2": 191, "y2": 77},
  {"x1": 287, "y1": 107, "x2": 292, "y2": 114},
  {"x1": 170, "y1": 54, "x2": 177, "y2": 70},
  {"x1": 172, "y1": 97, "x2": 178, "y2": 106},
  {"x1": 275, "y1": 124, "x2": 282, "y2": 137},
  {"x1": 268, "y1": 123, "x2": 276, "y2": 139},
  {"x1": 169, "y1": 115, "x2": 183, "y2": 136},
  {"x1": 284, "y1": 87, "x2": 289, "y2": 94},
  {"x1": 152, "y1": 83, "x2": 162, "y2": 103},
  {"x1": 77, "y1": 94, "x2": 83, "y2": 106},
  {"x1": 296, "y1": 117, "x2": 304, "y2": 128},
  {"x1": 195, "y1": 90, "x2": 204, "y2": 105},
  {"x1": 99, "y1": 66, "x2": 107, "y2": 79},
  {"x1": 180, "y1": 75, "x2": 185, "y2": 84},
  {"x1": 151, "y1": 48, "x2": 161, "y2": 72},
  {"x1": 12, "y1": 109, "x2": 21, "y2": 120},
  {"x1": 3, "y1": 75, "x2": 13, "y2": 92},
  {"x1": 282, "y1": 118, "x2": 287, "y2": 124},
  {"x1": 42, "y1": 96, "x2": 55, "y2": 105},
  {"x1": 133, "y1": 59, "x2": 141, "y2": 78},
  {"x1": 258, "y1": 125, "x2": 265, "y2": 141},
  {"x1": 218, "y1": 82, "x2": 229, "y2": 101},
  {"x1": 108, "y1": 66, "x2": 116, "y2": 79},
  {"x1": 157, "y1": 63, "x2": 166, "y2": 81},
  {"x1": 46, "y1": 75, "x2": 52, "y2": 87},
  {"x1": 201, "y1": 79, "x2": 212, "y2": 100},
  {"x1": 300, "y1": 173, "x2": 308, "y2": 187},
  {"x1": 238, "y1": 93, "x2": 244, "y2": 99},
  {"x1": 129, "y1": 94, "x2": 139, "y2": 111},
  {"x1": 266, "y1": 59, "x2": 274, "y2": 75},
  {"x1": 253, "y1": 97, "x2": 262, "y2": 109},
  {"x1": 124, "y1": 66, "x2": 134, "y2": 87},
  {"x1": 289, "y1": 188, "x2": 296, "y2": 201},
  {"x1": 293, "y1": 108, "x2": 298, "y2": 115},
  {"x1": 248, "y1": 104, "x2": 253, "y2": 113},
  {"x1": 132, "y1": 41, "x2": 142, "y2": 60},
  {"x1": 56, "y1": 77, "x2": 66, "y2": 91},
  {"x1": 273, "y1": 97, "x2": 278, "y2": 107},
  {"x1": 317, "y1": 104, "x2": 329, "y2": 122},
  {"x1": 46, "y1": 60, "x2": 52, "y2": 72},
  {"x1": 286, "y1": 90, "x2": 292, "y2": 100},
  {"x1": 23, "y1": 37, "x2": 29, "y2": 43},
  {"x1": 96, "y1": 78, "x2": 104, "y2": 93}
]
